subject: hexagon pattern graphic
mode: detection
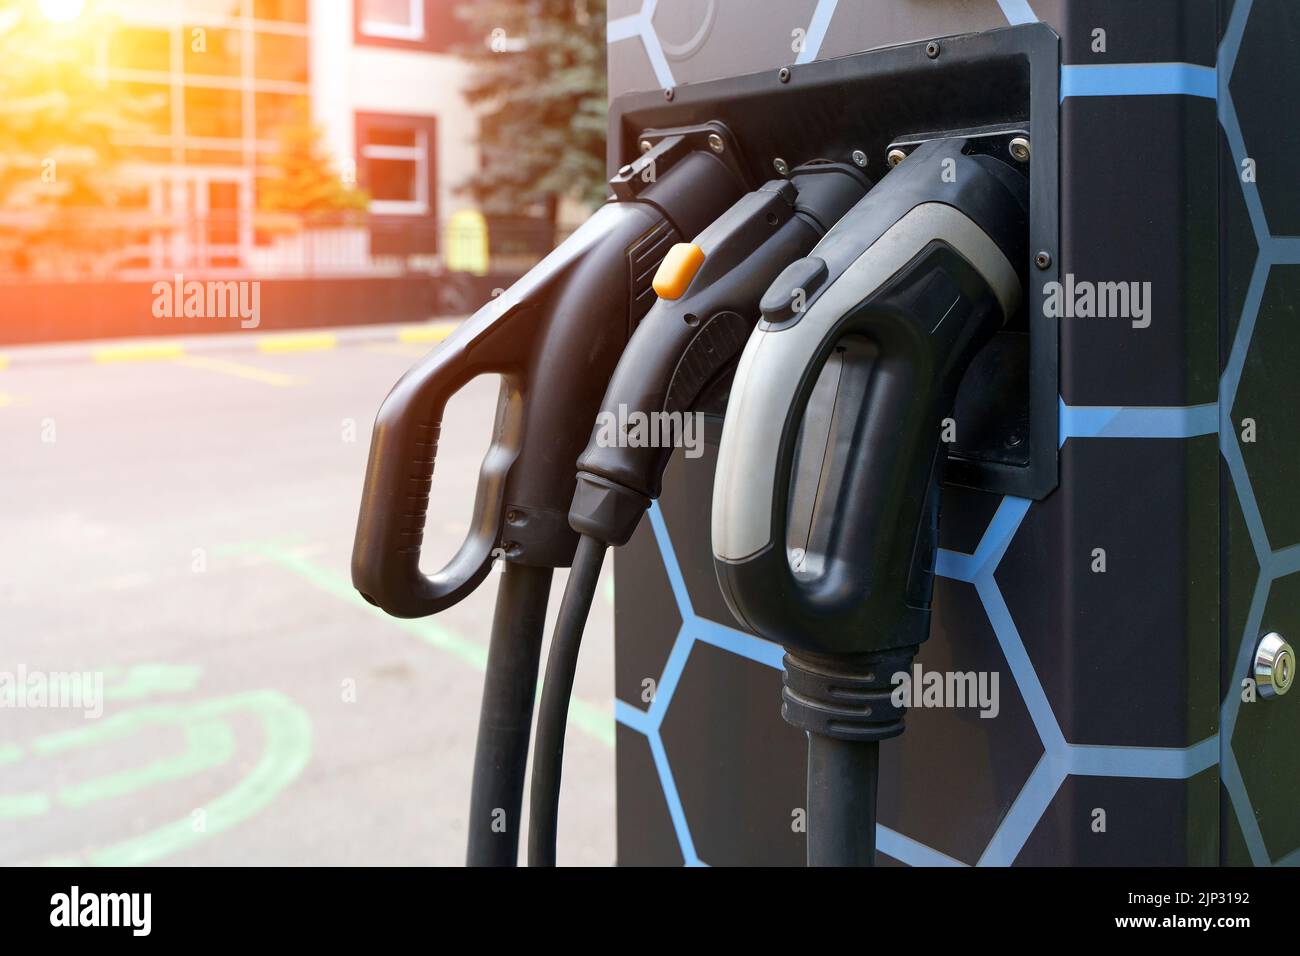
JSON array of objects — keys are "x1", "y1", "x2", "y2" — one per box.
[
  {"x1": 608, "y1": 0, "x2": 1295, "y2": 866},
  {"x1": 1217, "y1": 0, "x2": 1300, "y2": 870}
]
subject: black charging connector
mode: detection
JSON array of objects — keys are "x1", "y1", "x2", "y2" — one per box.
[
  {"x1": 712, "y1": 137, "x2": 1029, "y2": 865},
  {"x1": 527, "y1": 163, "x2": 872, "y2": 865}
]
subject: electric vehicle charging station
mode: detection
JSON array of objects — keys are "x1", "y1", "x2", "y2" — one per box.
[
  {"x1": 604, "y1": 0, "x2": 1298, "y2": 867},
  {"x1": 351, "y1": 0, "x2": 1300, "y2": 868}
]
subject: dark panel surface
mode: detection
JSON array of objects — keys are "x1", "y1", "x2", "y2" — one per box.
[
  {"x1": 1233, "y1": 571, "x2": 1300, "y2": 863},
  {"x1": 1230, "y1": 1, "x2": 1300, "y2": 236},
  {"x1": 614, "y1": 520, "x2": 683, "y2": 709},
  {"x1": 998, "y1": 436, "x2": 1219, "y2": 748},
  {"x1": 659, "y1": 643, "x2": 808, "y2": 866},
  {"x1": 1017, "y1": 769, "x2": 1219, "y2": 866},
  {"x1": 615, "y1": 725, "x2": 684, "y2": 866},
  {"x1": 1059, "y1": 96, "x2": 1218, "y2": 406},
  {"x1": 1061, "y1": 0, "x2": 1217, "y2": 65},
  {"x1": 878, "y1": 578, "x2": 1044, "y2": 866},
  {"x1": 1232, "y1": 267, "x2": 1300, "y2": 550}
]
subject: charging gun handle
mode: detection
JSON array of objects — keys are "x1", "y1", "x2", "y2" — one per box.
[
  {"x1": 712, "y1": 202, "x2": 1022, "y2": 654},
  {"x1": 352, "y1": 201, "x2": 665, "y2": 618},
  {"x1": 351, "y1": 302, "x2": 526, "y2": 618}
]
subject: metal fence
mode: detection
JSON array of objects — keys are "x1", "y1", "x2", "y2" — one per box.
[{"x1": 0, "y1": 209, "x2": 561, "y2": 282}]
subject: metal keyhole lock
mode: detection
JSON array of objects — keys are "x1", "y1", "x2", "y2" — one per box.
[{"x1": 1254, "y1": 632, "x2": 1295, "y2": 699}]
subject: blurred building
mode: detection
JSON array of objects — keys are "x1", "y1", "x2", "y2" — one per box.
[{"x1": 99, "y1": 0, "x2": 479, "y2": 276}]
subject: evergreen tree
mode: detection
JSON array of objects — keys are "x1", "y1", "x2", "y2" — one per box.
[
  {"x1": 0, "y1": 2, "x2": 162, "y2": 272},
  {"x1": 258, "y1": 118, "x2": 370, "y2": 223},
  {"x1": 0, "y1": 2, "x2": 159, "y2": 209},
  {"x1": 455, "y1": 0, "x2": 607, "y2": 219}
]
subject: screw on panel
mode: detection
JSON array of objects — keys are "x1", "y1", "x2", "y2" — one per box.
[
  {"x1": 886, "y1": 148, "x2": 906, "y2": 168},
  {"x1": 639, "y1": 140, "x2": 652, "y2": 154},
  {"x1": 1255, "y1": 632, "x2": 1295, "y2": 698},
  {"x1": 925, "y1": 41, "x2": 940, "y2": 59},
  {"x1": 707, "y1": 133, "x2": 725, "y2": 154},
  {"x1": 1034, "y1": 250, "x2": 1053, "y2": 270},
  {"x1": 778, "y1": 67, "x2": 791, "y2": 83},
  {"x1": 1009, "y1": 137, "x2": 1032, "y2": 163},
  {"x1": 773, "y1": 158, "x2": 790, "y2": 176},
  {"x1": 852, "y1": 149, "x2": 868, "y2": 168},
  {"x1": 663, "y1": 87, "x2": 674, "y2": 101}
]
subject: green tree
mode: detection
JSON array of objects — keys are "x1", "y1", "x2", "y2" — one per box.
[
  {"x1": 0, "y1": 2, "x2": 165, "y2": 273},
  {"x1": 0, "y1": 2, "x2": 149, "y2": 212},
  {"x1": 258, "y1": 119, "x2": 370, "y2": 223},
  {"x1": 456, "y1": 0, "x2": 607, "y2": 221}
]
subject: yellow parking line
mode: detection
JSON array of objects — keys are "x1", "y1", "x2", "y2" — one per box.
[
  {"x1": 397, "y1": 322, "x2": 458, "y2": 344},
  {"x1": 93, "y1": 342, "x2": 186, "y2": 364},
  {"x1": 173, "y1": 355, "x2": 304, "y2": 387},
  {"x1": 7, "y1": 324, "x2": 457, "y2": 368},
  {"x1": 256, "y1": 332, "x2": 337, "y2": 354},
  {"x1": 362, "y1": 343, "x2": 432, "y2": 358}
]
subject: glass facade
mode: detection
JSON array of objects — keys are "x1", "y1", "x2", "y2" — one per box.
[
  {"x1": 103, "y1": 1, "x2": 310, "y2": 168},
  {"x1": 99, "y1": 0, "x2": 314, "y2": 270}
]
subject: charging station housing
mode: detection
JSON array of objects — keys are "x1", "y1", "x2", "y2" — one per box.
[{"x1": 607, "y1": 0, "x2": 1295, "y2": 867}]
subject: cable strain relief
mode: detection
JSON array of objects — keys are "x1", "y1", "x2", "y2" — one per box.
[
  {"x1": 567, "y1": 472, "x2": 651, "y2": 546},
  {"x1": 781, "y1": 647, "x2": 917, "y2": 743}
]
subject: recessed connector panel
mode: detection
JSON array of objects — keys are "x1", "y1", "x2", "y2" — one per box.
[{"x1": 610, "y1": 24, "x2": 1061, "y2": 499}]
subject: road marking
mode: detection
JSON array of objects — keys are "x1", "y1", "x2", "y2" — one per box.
[
  {"x1": 96, "y1": 571, "x2": 159, "y2": 591},
  {"x1": 58, "y1": 720, "x2": 236, "y2": 809},
  {"x1": 103, "y1": 663, "x2": 202, "y2": 701},
  {"x1": 229, "y1": 541, "x2": 617, "y2": 748},
  {"x1": 82, "y1": 691, "x2": 310, "y2": 867},
  {"x1": 174, "y1": 354, "x2": 304, "y2": 387},
  {"x1": 362, "y1": 343, "x2": 432, "y2": 358},
  {"x1": 0, "y1": 667, "x2": 312, "y2": 865},
  {"x1": 398, "y1": 322, "x2": 457, "y2": 343},
  {"x1": 0, "y1": 794, "x2": 48, "y2": 818},
  {"x1": 256, "y1": 332, "x2": 337, "y2": 354},
  {"x1": 93, "y1": 342, "x2": 185, "y2": 363},
  {"x1": 2, "y1": 684, "x2": 312, "y2": 866},
  {"x1": 4, "y1": 322, "x2": 465, "y2": 367}
]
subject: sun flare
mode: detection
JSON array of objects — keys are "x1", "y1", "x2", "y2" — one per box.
[{"x1": 38, "y1": 0, "x2": 85, "y2": 24}]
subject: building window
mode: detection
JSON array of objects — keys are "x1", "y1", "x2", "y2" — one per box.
[
  {"x1": 184, "y1": 86, "x2": 244, "y2": 139},
  {"x1": 356, "y1": 113, "x2": 439, "y2": 256},
  {"x1": 357, "y1": 116, "x2": 434, "y2": 216},
  {"x1": 354, "y1": 0, "x2": 475, "y2": 53},
  {"x1": 254, "y1": 32, "x2": 310, "y2": 84},
  {"x1": 100, "y1": 6, "x2": 312, "y2": 161},
  {"x1": 252, "y1": 0, "x2": 308, "y2": 22},
  {"x1": 358, "y1": 0, "x2": 424, "y2": 41},
  {"x1": 94, "y1": 5, "x2": 313, "y2": 272}
]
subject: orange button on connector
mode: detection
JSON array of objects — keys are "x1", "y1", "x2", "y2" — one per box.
[{"x1": 652, "y1": 243, "x2": 706, "y2": 300}]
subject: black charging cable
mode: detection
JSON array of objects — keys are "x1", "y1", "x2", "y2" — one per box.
[
  {"x1": 781, "y1": 647, "x2": 908, "y2": 866},
  {"x1": 526, "y1": 534, "x2": 607, "y2": 866},
  {"x1": 807, "y1": 735, "x2": 879, "y2": 866},
  {"x1": 465, "y1": 563, "x2": 553, "y2": 866}
]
